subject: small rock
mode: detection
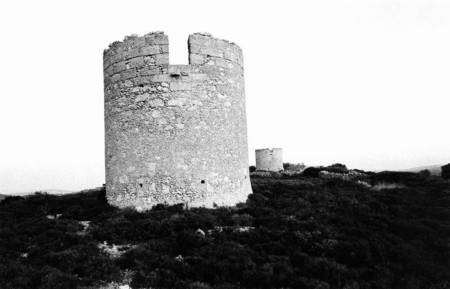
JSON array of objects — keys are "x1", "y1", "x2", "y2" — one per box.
[
  {"x1": 357, "y1": 180, "x2": 371, "y2": 188},
  {"x1": 151, "y1": 110, "x2": 161, "y2": 118},
  {"x1": 195, "y1": 228, "x2": 206, "y2": 237},
  {"x1": 79, "y1": 221, "x2": 91, "y2": 233},
  {"x1": 149, "y1": 99, "x2": 164, "y2": 107},
  {"x1": 135, "y1": 93, "x2": 149, "y2": 102},
  {"x1": 158, "y1": 118, "x2": 168, "y2": 125},
  {"x1": 46, "y1": 214, "x2": 61, "y2": 220},
  {"x1": 168, "y1": 98, "x2": 186, "y2": 106},
  {"x1": 235, "y1": 226, "x2": 254, "y2": 233}
]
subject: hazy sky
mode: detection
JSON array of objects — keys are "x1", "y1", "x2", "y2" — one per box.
[{"x1": 1, "y1": 0, "x2": 449, "y2": 194}]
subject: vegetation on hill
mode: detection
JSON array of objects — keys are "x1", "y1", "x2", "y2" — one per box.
[
  {"x1": 0, "y1": 171, "x2": 449, "y2": 289},
  {"x1": 405, "y1": 164, "x2": 442, "y2": 176},
  {"x1": 442, "y1": 163, "x2": 450, "y2": 180}
]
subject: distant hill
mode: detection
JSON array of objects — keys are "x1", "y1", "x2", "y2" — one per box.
[
  {"x1": 37, "y1": 189, "x2": 75, "y2": 195},
  {"x1": 0, "y1": 194, "x2": 8, "y2": 202},
  {"x1": 8, "y1": 189, "x2": 75, "y2": 196},
  {"x1": 404, "y1": 164, "x2": 443, "y2": 176}
]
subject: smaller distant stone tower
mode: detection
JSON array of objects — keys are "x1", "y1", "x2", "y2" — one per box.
[{"x1": 255, "y1": 148, "x2": 283, "y2": 171}]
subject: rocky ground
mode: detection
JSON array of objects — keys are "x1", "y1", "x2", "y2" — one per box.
[{"x1": 0, "y1": 168, "x2": 449, "y2": 289}]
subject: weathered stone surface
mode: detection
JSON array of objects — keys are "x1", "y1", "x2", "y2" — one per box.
[
  {"x1": 170, "y1": 82, "x2": 191, "y2": 91},
  {"x1": 104, "y1": 32, "x2": 252, "y2": 210}
]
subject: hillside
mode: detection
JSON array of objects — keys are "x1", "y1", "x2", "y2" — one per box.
[
  {"x1": 404, "y1": 164, "x2": 442, "y2": 176},
  {"x1": 0, "y1": 171, "x2": 449, "y2": 289}
]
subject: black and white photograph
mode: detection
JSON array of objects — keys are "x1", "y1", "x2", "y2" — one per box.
[{"x1": 0, "y1": 0, "x2": 449, "y2": 288}]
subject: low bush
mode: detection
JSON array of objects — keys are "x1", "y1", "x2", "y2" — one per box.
[
  {"x1": 0, "y1": 171, "x2": 449, "y2": 289},
  {"x1": 442, "y1": 163, "x2": 450, "y2": 180}
]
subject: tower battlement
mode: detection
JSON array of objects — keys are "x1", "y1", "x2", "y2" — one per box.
[
  {"x1": 103, "y1": 32, "x2": 252, "y2": 210},
  {"x1": 103, "y1": 32, "x2": 243, "y2": 86}
]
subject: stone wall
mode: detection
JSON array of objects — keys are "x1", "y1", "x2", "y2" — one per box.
[
  {"x1": 318, "y1": 170, "x2": 368, "y2": 181},
  {"x1": 104, "y1": 32, "x2": 252, "y2": 210},
  {"x1": 283, "y1": 162, "x2": 306, "y2": 172},
  {"x1": 255, "y1": 148, "x2": 283, "y2": 172}
]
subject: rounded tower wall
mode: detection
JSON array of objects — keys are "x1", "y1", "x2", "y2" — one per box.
[{"x1": 104, "y1": 32, "x2": 252, "y2": 210}]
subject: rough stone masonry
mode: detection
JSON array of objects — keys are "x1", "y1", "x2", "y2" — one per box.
[{"x1": 103, "y1": 32, "x2": 252, "y2": 210}]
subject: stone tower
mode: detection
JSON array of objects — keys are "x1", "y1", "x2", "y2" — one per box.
[
  {"x1": 103, "y1": 32, "x2": 252, "y2": 210},
  {"x1": 255, "y1": 148, "x2": 283, "y2": 171}
]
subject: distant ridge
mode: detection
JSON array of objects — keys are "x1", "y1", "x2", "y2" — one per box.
[
  {"x1": 4, "y1": 189, "x2": 75, "y2": 196},
  {"x1": 404, "y1": 164, "x2": 443, "y2": 176},
  {"x1": 37, "y1": 189, "x2": 75, "y2": 195}
]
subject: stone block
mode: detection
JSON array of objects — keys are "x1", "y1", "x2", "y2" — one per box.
[
  {"x1": 141, "y1": 45, "x2": 161, "y2": 56},
  {"x1": 126, "y1": 48, "x2": 141, "y2": 59},
  {"x1": 190, "y1": 73, "x2": 208, "y2": 81},
  {"x1": 170, "y1": 82, "x2": 191, "y2": 91},
  {"x1": 149, "y1": 74, "x2": 171, "y2": 82},
  {"x1": 113, "y1": 61, "x2": 127, "y2": 74},
  {"x1": 139, "y1": 67, "x2": 160, "y2": 77},
  {"x1": 149, "y1": 99, "x2": 164, "y2": 107},
  {"x1": 155, "y1": 53, "x2": 169, "y2": 65},
  {"x1": 104, "y1": 65, "x2": 114, "y2": 77},
  {"x1": 167, "y1": 98, "x2": 187, "y2": 106},
  {"x1": 189, "y1": 53, "x2": 205, "y2": 65},
  {"x1": 169, "y1": 65, "x2": 191, "y2": 76},
  {"x1": 121, "y1": 70, "x2": 136, "y2": 80},
  {"x1": 144, "y1": 33, "x2": 168, "y2": 45},
  {"x1": 160, "y1": 45, "x2": 169, "y2": 53},
  {"x1": 129, "y1": 56, "x2": 144, "y2": 68}
]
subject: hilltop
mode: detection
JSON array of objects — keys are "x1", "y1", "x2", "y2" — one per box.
[
  {"x1": 404, "y1": 164, "x2": 443, "y2": 176},
  {"x1": 0, "y1": 169, "x2": 449, "y2": 289}
]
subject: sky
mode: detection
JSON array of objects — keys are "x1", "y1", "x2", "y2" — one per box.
[{"x1": 0, "y1": 0, "x2": 449, "y2": 194}]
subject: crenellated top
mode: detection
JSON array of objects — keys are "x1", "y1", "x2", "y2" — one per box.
[
  {"x1": 103, "y1": 32, "x2": 169, "y2": 72},
  {"x1": 188, "y1": 33, "x2": 243, "y2": 68},
  {"x1": 256, "y1": 148, "x2": 283, "y2": 151},
  {"x1": 103, "y1": 32, "x2": 243, "y2": 81}
]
